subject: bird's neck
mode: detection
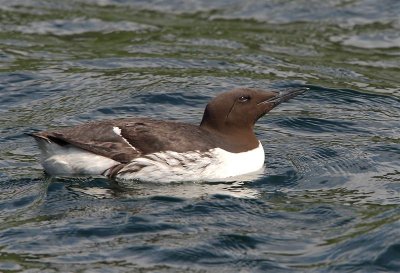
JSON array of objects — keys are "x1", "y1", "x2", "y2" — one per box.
[{"x1": 200, "y1": 123, "x2": 259, "y2": 152}]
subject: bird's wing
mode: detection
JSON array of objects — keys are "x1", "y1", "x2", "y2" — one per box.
[{"x1": 31, "y1": 118, "x2": 214, "y2": 163}]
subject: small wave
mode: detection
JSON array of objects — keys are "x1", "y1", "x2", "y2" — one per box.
[
  {"x1": 16, "y1": 18, "x2": 157, "y2": 36},
  {"x1": 331, "y1": 31, "x2": 400, "y2": 49}
]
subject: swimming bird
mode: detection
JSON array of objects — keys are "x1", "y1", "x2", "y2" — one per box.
[{"x1": 30, "y1": 87, "x2": 306, "y2": 182}]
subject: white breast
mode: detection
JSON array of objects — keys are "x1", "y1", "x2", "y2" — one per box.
[{"x1": 116, "y1": 142, "x2": 265, "y2": 183}]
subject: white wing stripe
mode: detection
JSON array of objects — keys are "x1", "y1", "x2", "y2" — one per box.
[{"x1": 112, "y1": 126, "x2": 138, "y2": 152}]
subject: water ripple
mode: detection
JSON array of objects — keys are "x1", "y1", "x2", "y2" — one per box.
[{"x1": 15, "y1": 18, "x2": 157, "y2": 36}]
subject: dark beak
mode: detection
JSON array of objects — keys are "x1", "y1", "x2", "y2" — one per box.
[
  {"x1": 255, "y1": 87, "x2": 308, "y2": 118},
  {"x1": 268, "y1": 87, "x2": 308, "y2": 106},
  {"x1": 259, "y1": 87, "x2": 308, "y2": 108}
]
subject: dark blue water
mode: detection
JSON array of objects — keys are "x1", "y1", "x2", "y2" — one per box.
[{"x1": 1, "y1": 0, "x2": 399, "y2": 272}]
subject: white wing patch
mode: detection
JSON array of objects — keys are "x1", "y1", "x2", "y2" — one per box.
[
  {"x1": 112, "y1": 126, "x2": 122, "y2": 136},
  {"x1": 112, "y1": 126, "x2": 138, "y2": 152}
]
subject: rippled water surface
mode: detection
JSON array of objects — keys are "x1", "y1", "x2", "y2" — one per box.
[{"x1": 1, "y1": 0, "x2": 400, "y2": 272}]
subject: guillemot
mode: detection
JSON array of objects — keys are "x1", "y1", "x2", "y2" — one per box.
[{"x1": 30, "y1": 87, "x2": 306, "y2": 182}]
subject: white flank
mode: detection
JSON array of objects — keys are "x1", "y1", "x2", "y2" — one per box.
[
  {"x1": 35, "y1": 136, "x2": 265, "y2": 182},
  {"x1": 116, "y1": 142, "x2": 265, "y2": 183},
  {"x1": 35, "y1": 139, "x2": 118, "y2": 175}
]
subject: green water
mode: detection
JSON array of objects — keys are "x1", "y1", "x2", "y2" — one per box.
[{"x1": 1, "y1": 1, "x2": 399, "y2": 272}]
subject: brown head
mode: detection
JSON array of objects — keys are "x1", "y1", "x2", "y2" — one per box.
[{"x1": 200, "y1": 87, "x2": 307, "y2": 151}]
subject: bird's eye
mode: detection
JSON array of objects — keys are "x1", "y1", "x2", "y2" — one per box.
[{"x1": 238, "y1": 95, "x2": 250, "y2": 103}]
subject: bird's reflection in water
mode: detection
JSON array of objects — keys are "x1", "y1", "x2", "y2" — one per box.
[{"x1": 65, "y1": 169, "x2": 264, "y2": 199}]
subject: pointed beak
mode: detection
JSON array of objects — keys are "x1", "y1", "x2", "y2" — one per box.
[
  {"x1": 257, "y1": 87, "x2": 309, "y2": 117},
  {"x1": 267, "y1": 87, "x2": 308, "y2": 106},
  {"x1": 258, "y1": 87, "x2": 308, "y2": 108}
]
